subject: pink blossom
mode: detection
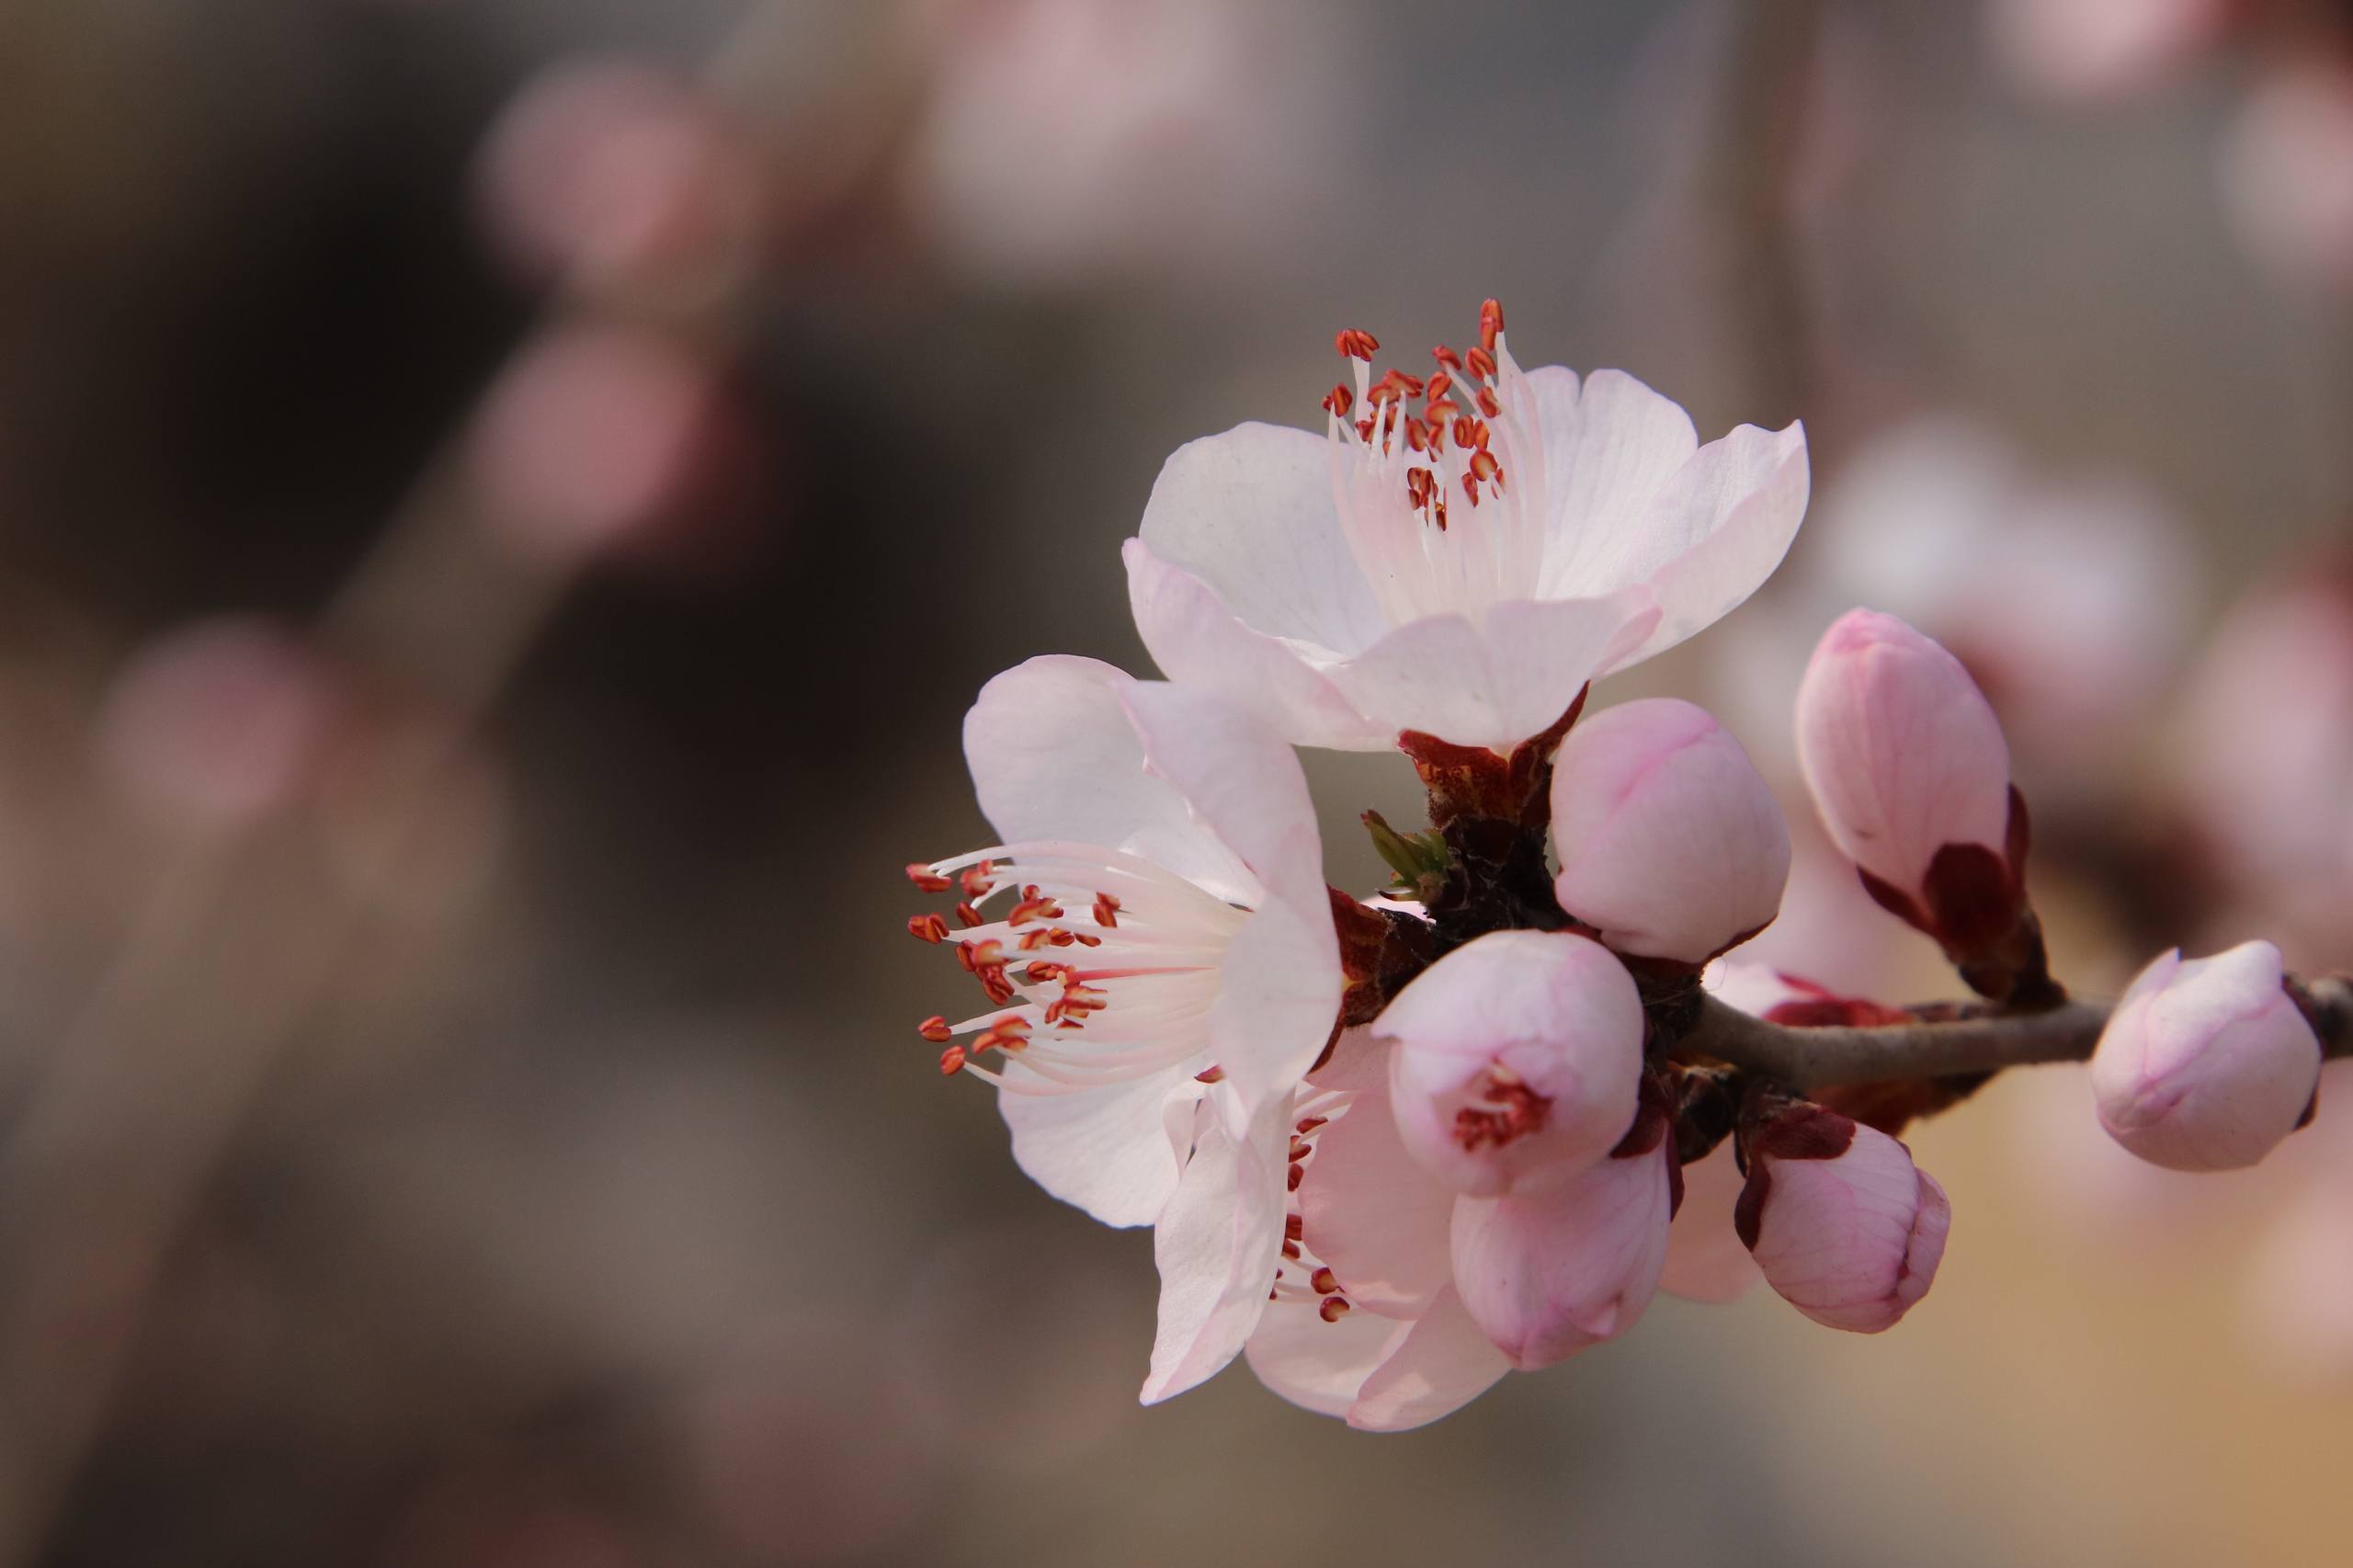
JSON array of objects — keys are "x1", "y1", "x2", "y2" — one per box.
[
  {"x1": 1793, "y1": 609, "x2": 2019, "y2": 934},
  {"x1": 1126, "y1": 304, "x2": 1808, "y2": 751},
  {"x1": 1550, "y1": 698, "x2": 1790, "y2": 962},
  {"x1": 1737, "y1": 1102, "x2": 1950, "y2": 1333},
  {"x1": 1449, "y1": 1100, "x2": 1677, "y2": 1369},
  {"x1": 906, "y1": 656, "x2": 1342, "y2": 1403},
  {"x1": 1243, "y1": 1030, "x2": 1510, "y2": 1431},
  {"x1": 2090, "y1": 942, "x2": 2322, "y2": 1172},
  {"x1": 1372, "y1": 930, "x2": 1645, "y2": 1197}
]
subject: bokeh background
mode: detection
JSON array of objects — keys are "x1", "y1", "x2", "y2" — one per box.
[{"x1": 1, "y1": 1, "x2": 2350, "y2": 1564}]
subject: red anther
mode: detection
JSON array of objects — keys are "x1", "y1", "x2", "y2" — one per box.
[
  {"x1": 1320, "y1": 1296, "x2": 1351, "y2": 1323},
  {"x1": 1092, "y1": 892, "x2": 1121, "y2": 928},
  {"x1": 1452, "y1": 415, "x2": 1476, "y2": 448},
  {"x1": 1432, "y1": 496, "x2": 1449, "y2": 532},
  {"x1": 1287, "y1": 1164, "x2": 1304, "y2": 1191},
  {"x1": 1479, "y1": 298, "x2": 1504, "y2": 352},
  {"x1": 1335, "y1": 327, "x2": 1381, "y2": 360},
  {"x1": 1425, "y1": 371, "x2": 1454, "y2": 404},
  {"x1": 1281, "y1": 1240, "x2": 1302, "y2": 1260},
  {"x1": 975, "y1": 1017, "x2": 1032, "y2": 1055},
  {"x1": 1354, "y1": 417, "x2": 1376, "y2": 442},
  {"x1": 1322, "y1": 383, "x2": 1354, "y2": 418},
  {"x1": 918, "y1": 1015, "x2": 952, "y2": 1042},
  {"x1": 982, "y1": 971, "x2": 1017, "y2": 1005},
  {"x1": 1381, "y1": 368, "x2": 1426, "y2": 399},
  {"x1": 1312, "y1": 1267, "x2": 1339, "y2": 1295},
  {"x1": 938, "y1": 1044, "x2": 967, "y2": 1075},
  {"x1": 1470, "y1": 419, "x2": 1491, "y2": 450},
  {"x1": 1073, "y1": 932, "x2": 1102, "y2": 948},
  {"x1": 1295, "y1": 1116, "x2": 1327, "y2": 1134},
  {"x1": 1024, "y1": 960, "x2": 1070, "y2": 983},
  {"x1": 1461, "y1": 472, "x2": 1483, "y2": 506},
  {"x1": 1289, "y1": 1138, "x2": 1311, "y2": 1162},
  {"x1": 1405, "y1": 467, "x2": 1433, "y2": 504},
  {"x1": 955, "y1": 901, "x2": 983, "y2": 927},
  {"x1": 1470, "y1": 449, "x2": 1501, "y2": 483},
  {"x1": 1404, "y1": 418, "x2": 1428, "y2": 453},
  {"x1": 1017, "y1": 929, "x2": 1051, "y2": 950},
  {"x1": 1424, "y1": 399, "x2": 1461, "y2": 426},
  {"x1": 1195, "y1": 1065, "x2": 1226, "y2": 1083},
  {"x1": 908, "y1": 913, "x2": 949, "y2": 943},
  {"x1": 1477, "y1": 387, "x2": 1501, "y2": 418},
  {"x1": 905, "y1": 862, "x2": 953, "y2": 892},
  {"x1": 1465, "y1": 346, "x2": 1496, "y2": 381},
  {"x1": 1285, "y1": 1214, "x2": 1305, "y2": 1240},
  {"x1": 961, "y1": 860, "x2": 995, "y2": 898},
  {"x1": 1006, "y1": 895, "x2": 1063, "y2": 926}
]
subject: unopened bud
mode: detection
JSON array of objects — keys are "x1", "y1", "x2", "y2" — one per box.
[{"x1": 1736, "y1": 1098, "x2": 1950, "y2": 1333}]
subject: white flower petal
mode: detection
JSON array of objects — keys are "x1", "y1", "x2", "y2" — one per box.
[
  {"x1": 1124, "y1": 539, "x2": 1387, "y2": 750},
  {"x1": 1530, "y1": 367, "x2": 1700, "y2": 598},
  {"x1": 963, "y1": 654, "x2": 1259, "y2": 903},
  {"x1": 1207, "y1": 886, "x2": 1345, "y2": 1111},
  {"x1": 998, "y1": 1072, "x2": 1204, "y2": 1229},
  {"x1": 1596, "y1": 421, "x2": 1811, "y2": 671},
  {"x1": 1243, "y1": 1295, "x2": 1411, "y2": 1418},
  {"x1": 1134, "y1": 421, "x2": 1391, "y2": 653},
  {"x1": 1141, "y1": 1096, "x2": 1289, "y2": 1403},
  {"x1": 1345, "y1": 1285, "x2": 1513, "y2": 1433},
  {"x1": 1322, "y1": 594, "x2": 1657, "y2": 753}
]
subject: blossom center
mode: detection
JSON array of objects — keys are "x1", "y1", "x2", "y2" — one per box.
[
  {"x1": 905, "y1": 844, "x2": 1247, "y2": 1094},
  {"x1": 1323, "y1": 299, "x2": 1552, "y2": 631}
]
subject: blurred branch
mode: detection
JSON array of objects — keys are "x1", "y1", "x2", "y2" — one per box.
[
  {"x1": 1699, "y1": 0, "x2": 1823, "y2": 431},
  {"x1": 0, "y1": 8, "x2": 895, "y2": 1559}
]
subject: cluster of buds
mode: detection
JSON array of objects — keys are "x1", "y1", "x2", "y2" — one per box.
[{"x1": 898, "y1": 303, "x2": 2346, "y2": 1430}]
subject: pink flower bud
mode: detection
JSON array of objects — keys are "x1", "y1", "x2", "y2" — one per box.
[
  {"x1": 1374, "y1": 931, "x2": 1643, "y2": 1198},
  {"x1": 1550, "y1": 699, "x2": 1791, "y2": 963},
  {"x1": 1795, "y1": 609, "x2": 2013, "y2": 908},
  {"x1": 1736, "y1": 1102, "x2": 1949, "y2": 1333},
  {"x1": 1449, "y1": 1100, "x2": 1677, "y2": 1369},
  {"x1": 2089, "y1": 942, "x2": 2322, "y2": 1172}
]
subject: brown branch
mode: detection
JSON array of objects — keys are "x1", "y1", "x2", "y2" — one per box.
[{"x1": 1672, "y1": 975, "x2": 2353, "y2": 1091}]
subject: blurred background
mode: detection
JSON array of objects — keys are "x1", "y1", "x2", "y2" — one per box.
[{"x1": 0, "y1": 0, "x2": 2350, "y2": 1563}]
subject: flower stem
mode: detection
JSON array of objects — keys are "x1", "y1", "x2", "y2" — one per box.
[{"x1": 1673, "y1": 975, "x2": 2353, "y2": 1091}]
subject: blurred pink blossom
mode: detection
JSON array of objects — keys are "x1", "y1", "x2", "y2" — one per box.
[
  {"x1": 96, "y1": 618, "x2": 342, "y2": 830},
  {"x1": 474, "y1": 60, "x2": 767, "y2": 302},
  {"x1": 1985, "y1": 0, "x2": 2234, "y2": 102},
  {"x1": 2221, "y1": 58, "x2": 2353, "y2": 296},
  {"x1": 468, "y1": 324, "x2": 741, "y2": 562},
  {"x1": 901, "y1": 0, "x2": 1346, "y2": 288}
]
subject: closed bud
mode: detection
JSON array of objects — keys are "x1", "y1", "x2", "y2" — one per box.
[
  {"x1": 1736, "y1": 1098, "x2": 1949, "y2": 1333},
  {"x1": 1449, "y1": 1095, "x2": 1677, "y2": 1369},
  {"x1": 1794, "y1": 609, "x2": 2047, "y2": 1000},
  {"x1": 1374, "y1": 931, "x2": 1643, "y2": 1198},
  {"x1": 1550, "y1": 699, "x2": 1791, "y2": 963},
  {"x1": 2089, "y1": 942, "x2": 2322, "y2": 1171}
]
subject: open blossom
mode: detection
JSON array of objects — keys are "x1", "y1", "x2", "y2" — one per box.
[
  {"x1": 1550, "y1": 698, "x2": 1790, "y2": 963},
  {"x1": 1125, "y1": 301, "x2": 1809, "y2": 752},
  {"x1": 2090, "y1": 942, "x2": 2322, "y2": 1172},
  {"x1": 904, "y1": 655, "x2": 1341, "y2": 1400},
  {"x1": 1373, "y1": 930, "x2": 1645, "y2": 1197},
  {"x1": 1245, "y1": 1029, "x2": 1510, "y2": 1431},
  {"x1": 1736, "y1": 1097, "x2": 1950, "y2": 1334}
]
